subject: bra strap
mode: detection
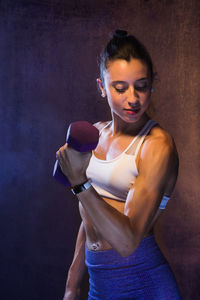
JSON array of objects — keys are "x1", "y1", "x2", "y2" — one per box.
[
  {"x1": 134, "y1": 120, "x2": 158, "y2": 158},
  {"x1": 125, "y1": 119, "x2": 153, "y2": 153},
  {"x1": 99, "y1": 121, "x2": 112, "y2": 136}
]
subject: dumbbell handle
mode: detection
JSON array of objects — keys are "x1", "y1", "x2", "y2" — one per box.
[{"x1": 53, "y1": 121, "x2": 99, "y2": 187}]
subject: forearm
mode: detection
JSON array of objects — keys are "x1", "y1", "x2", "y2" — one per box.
[
  {"x1": 63, "y1": 222, "x2": 87, "y2": 298},
  {"x1": 77, "y1": 187, "x2": 138, "y2": 257},
  {"x1": 66, "y1": 262, "x2": 86, "y2": 292},
  {"x1": 63, "y1": 288, "x2": 80, "y2": 300}
]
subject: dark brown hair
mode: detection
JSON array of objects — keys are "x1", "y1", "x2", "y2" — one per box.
[{"x1": 100, "y1": 29, "x2": 155, "y2": 86}]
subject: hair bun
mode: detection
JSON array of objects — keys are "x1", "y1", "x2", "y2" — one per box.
[{"x1": 113, "y1": 29, "x2": 128, "y2": 39}]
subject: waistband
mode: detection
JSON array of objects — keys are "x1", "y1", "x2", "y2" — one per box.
[{"x1": 85, "y1": 234, "x2": 167, "y2": 269}]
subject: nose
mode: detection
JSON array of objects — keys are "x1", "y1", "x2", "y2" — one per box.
[{"x1": 127, "y1": 86, "x2": 139, "y2": 106}]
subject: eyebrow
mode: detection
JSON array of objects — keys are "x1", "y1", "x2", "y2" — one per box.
[
  {"x1": 111, "y1": 81, "x2": 128, "y2": 85},
  {"x1": 111, "y1": 78, "x2": 149, "y2": 85},
  {"x1": 136, "y1": 77, "x2": 149, "y2": 81}
]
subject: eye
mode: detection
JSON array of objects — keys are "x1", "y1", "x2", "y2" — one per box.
[
  {"x1": 112, "y1": 81, "x2": 128, "y2": 94},
  {"x1": 134, "y1": 83, "x2": 149, "y2": 92},
  {"x1": 114, "y1": 84, "x2": 128, "y2": 94},
  {"x1": 115, "y1": 87, "x2": 127, "y2": 94}
]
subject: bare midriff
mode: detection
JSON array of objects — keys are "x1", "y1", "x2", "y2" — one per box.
[{"x1": 79, "y1": 196, "x2": 157, "y2": 252}]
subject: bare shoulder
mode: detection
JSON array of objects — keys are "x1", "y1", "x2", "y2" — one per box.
[
  {"x1": 137, "y1": 124, "x2": 179, "y2": 195},
  {"x1": 146, "y1": 125, "x2": 177, "y2": 151},
  {"x1": 140, "y1": 124, "x2": 179, "y2": 166}
]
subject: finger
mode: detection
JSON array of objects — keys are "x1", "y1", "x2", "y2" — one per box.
[
  {"x1": 56, "y1": 144, "x2": 67, "y2": 158},
  {"x1": 56, "y1": 150, "x2": 65, "y2": 167},
  {"x1": 60, "y1": 144, "x2": 69, "y2": 160},
  {"x1": 63, "y1": 143, "x2": 68, "y2": 150},
  {"x1": 59, "y1": 144, "x2": 68, "y2": 155},
  {"x1": 56, "y1": 150, "x2": 60, "y2": 159}
]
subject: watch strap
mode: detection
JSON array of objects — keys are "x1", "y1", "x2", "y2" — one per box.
[{"x1": 71, "y1": 181, "x2": 91, "y2": 195}]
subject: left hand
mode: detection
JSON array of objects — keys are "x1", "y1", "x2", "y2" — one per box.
[{"x1": 56, "y1": 143, "x2": 92, "y2": 186}]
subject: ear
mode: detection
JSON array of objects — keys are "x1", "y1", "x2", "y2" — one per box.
[{"x1": 96, "y1": 78, "x2": 106, "y2": 98}]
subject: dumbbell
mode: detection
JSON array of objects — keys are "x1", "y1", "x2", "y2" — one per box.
[{"x1": 53, "y1": 121, "x2": 99, "y2": 187}]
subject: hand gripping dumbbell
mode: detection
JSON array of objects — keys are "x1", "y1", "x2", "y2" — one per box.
[{"x1": 53, "y1": 121, "x2": 99, "y2": 187}]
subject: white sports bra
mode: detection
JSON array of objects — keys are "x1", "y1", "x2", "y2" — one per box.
[{"x1": 86, "y1": 119, "x2": 169, "y2": 209}]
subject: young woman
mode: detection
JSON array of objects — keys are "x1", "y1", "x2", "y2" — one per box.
[{"x1": 57, "y1": 30, "x2": 182, "y2": 299}]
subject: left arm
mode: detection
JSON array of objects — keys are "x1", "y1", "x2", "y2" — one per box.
[{"x1": 57, "y1": 135, "x2": 178, "y2": 257}]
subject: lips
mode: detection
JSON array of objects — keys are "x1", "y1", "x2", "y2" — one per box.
[{"x1": 124, "y1": 107, "x2": 141, "y2": 114}]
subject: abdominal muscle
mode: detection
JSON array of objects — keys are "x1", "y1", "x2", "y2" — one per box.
[{"x1": 79, "y1": 196, "x2": 160, "y2": 252}]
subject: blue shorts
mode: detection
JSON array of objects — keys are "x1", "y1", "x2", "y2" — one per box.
[{"x1": 85, "y1": 235, "x2": 182, "y2": 299}]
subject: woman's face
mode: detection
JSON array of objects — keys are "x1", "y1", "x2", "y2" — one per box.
[{"x1": 99, "y1": 58, "x2": 152, "y2": 124}]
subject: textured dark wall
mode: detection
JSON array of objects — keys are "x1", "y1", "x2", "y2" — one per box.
[{"x1": 0, "y1": 0, "x2": 199, "y2": 299}]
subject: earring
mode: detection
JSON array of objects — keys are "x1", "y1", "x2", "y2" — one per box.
[{"x1": 101, "y1": 92, "x2": 106, "y2": 98}]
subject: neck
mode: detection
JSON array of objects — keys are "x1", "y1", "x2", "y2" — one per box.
[{"x1": 110, "y1": 113, "x2": 150, "y2": 136}]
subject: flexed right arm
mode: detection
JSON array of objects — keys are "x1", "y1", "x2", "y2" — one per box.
[{"x1": 63, "y1": 222, "x2": 87, "y2": 300}]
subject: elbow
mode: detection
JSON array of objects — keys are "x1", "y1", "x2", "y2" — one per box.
[
  {"x1": 117, "y1": 243, "x2": 139, "y2": 258},
  {"x1": 116, "y1": 236, "x2": 140, "y2": 258}
]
